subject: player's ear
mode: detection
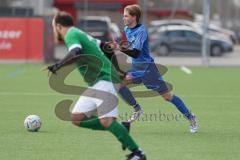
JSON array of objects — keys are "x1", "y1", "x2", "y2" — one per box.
[
  {"x1": 56, "y1": 24, "x2": 62, "y2": 31},
  {"x1": 133, "y1": 15, "x2": 137, "y2": 22}
]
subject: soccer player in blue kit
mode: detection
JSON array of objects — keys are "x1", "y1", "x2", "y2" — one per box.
[{"x1": 110, "y1": 4, "x2": 199, "y2": 133}]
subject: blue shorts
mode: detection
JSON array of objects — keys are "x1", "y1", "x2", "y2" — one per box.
[{"x1": 127, "y1": 63, "x2": 169, "y2": 94}]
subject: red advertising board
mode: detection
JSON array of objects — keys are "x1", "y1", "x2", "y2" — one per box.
[{"x1": 0, "y1": 18, "x2": 44, "y2": 61}]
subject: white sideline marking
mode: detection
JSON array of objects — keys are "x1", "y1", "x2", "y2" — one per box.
[
  {"x1": 180, "y1": 66, "x2": 192, "y2": 74},
  {"x1": 0, "y1": 92, "x2": 239, "y2": 99}
]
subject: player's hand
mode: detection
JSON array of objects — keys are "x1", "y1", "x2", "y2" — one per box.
[
  {"x1": 42, "y1": 64, "x2": 58, "y2": 77},
  {"x1": 42, "y1": 66, "x2": 52, "y2": 77},
  {"x1": 106, "y1": 41, "x2": 120, "y2": 50}
]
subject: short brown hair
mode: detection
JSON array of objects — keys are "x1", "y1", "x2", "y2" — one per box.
[
  {"x1": 124, "y1": 4, "x2": 142, "y2": 24},
  {"x1": 54, "y1": 11, "x2": 74, "y2": 27}
]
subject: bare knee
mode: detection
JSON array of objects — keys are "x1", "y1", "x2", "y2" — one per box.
[
  {"x1": 71, "y1": 113, "x2": 85, "y2": 126},
  {"x1": 120, "y1": 75, "x2": 132, "y2": 88},
  {"x1": 99, "y1": 117, "x2": 114, "y2": 129},
  {"x1": 162, "y1": 92, "x2": 173, "y2": 101}
]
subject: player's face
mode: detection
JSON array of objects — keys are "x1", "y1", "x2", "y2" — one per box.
[
  {"x1": 123, "y1": 10, "x2": 136, "y2": 27},
  {"x1": 52, "y1": 19, "x2": 64, "y2": 42}
]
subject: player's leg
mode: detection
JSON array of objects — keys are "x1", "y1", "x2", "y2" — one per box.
[
  {"x1": 161, "y1": 92, "x2": 192, "y2": 118},
  {"x1": 161, "y1": 91, "x2": 199, "y2": 133},
  {"x1": 100, "y1": 117, "x2": 138, "y2": 150},
  {"x1": 94, "y1": 116, "x2": 146, "y2": 160},
  {"x1": 119, "y1": 86, "x2": 142, "y2": 111},
  {"x1": 119, "y1": 75, "x2": 143, "y2": 123},
  {"x1": 102, "y1": 48, "x2": 143, "y2": 119},
  {"x1": 71, "y1": 96, "x2": 107, "y2": 131},
  {"x1": 104, "y1": 50, "x2": 144, "y2": 122},
  {"x1": 143, "y1": 63, "x2": 199, "y2": 133},
  {"x1": 119, "y1": 74, "x2": 144, "y2": 123},
  {"x1": 96, "y1": 81, "x2": 146, "y2": 159},
  {"x1": 143, "y1": 63, "x2": 192, "y2": 118},
  {"x1": 70, "y1": 82, "x2": 145, "y2": 159}
]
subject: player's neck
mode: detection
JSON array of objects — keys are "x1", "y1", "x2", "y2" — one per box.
[
  {"x1": 62, "y1": 26, "x2": 72, "y2": 38},
  {"x1": 128, "y1": 22, "x2": 138, "y2": 28}
]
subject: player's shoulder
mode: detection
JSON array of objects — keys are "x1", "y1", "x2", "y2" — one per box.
[
  {"x1": 65, "y1": 27, "x2": 85, "y2": 41},
  {"x1": 66, "y1": 27, "x2": 81, "y2": 36},
  {"x1": 130, "y1": 24, "x2": 147, "y2": 38},
  {"x1": 124, "y1": 24, "x2": 146, "y2": 33},
  {"x1": 138, "y1": 24, "x2": 147, "y2": 33}
]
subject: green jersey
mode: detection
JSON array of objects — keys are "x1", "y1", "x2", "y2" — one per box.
[{"x1": 64, "y1": 27, "x2": 120, "y2": 86}]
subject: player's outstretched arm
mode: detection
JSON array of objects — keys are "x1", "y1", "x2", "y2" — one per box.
[
  {"x1": 100, "y1": 40, "x2": 140, "y2": 58},
  {"x1": 45, "y1": 47, "x2": 82, "y2": 74},
  {"x1": 100, "y1": 41, "x2": 126, "y2": 78},
  {"x1": 119, "y1": 47, "x2": 141, "y2": 58}
]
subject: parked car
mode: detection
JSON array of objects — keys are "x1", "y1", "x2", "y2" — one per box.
[
  {"x1": 150, "y1": 19, "x2": 237, "y2": 44},
  {"x1": 77, "y1": 16, "x2": 113, "y2": 42},
  {"x1": 149, "y1": 25, "x2": 233, "y2": 56},
  {"x1": 207, "y1": 24, "x2": 238, "y2": 44}
]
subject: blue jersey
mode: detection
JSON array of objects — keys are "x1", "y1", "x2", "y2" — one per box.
[{"x1": 124, "y1": 24, "x2": 154, "y2": 77}]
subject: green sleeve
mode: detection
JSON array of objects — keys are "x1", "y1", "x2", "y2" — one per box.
[{"x1": 64, "y1": 29, "x2": 82, "y2": 51}]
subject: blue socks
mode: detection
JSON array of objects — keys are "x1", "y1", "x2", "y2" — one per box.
[
  {"x1": 119, "y1": 87, "x2": 142, "y2": 111},
  {"x1": 170, "y1": 95, "x2": 192, "y2": 119},
  {"x1": 119, "y1": 87, "x2": 191, "y2": 119}
]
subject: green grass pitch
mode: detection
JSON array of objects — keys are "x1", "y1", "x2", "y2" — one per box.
[{"x1": 0, "y1": 64, "x2": 240, "y2": 160}]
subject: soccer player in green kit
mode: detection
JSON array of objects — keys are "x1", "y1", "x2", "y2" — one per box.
[{"x1": 45, "y1": 11, "x2": 146, "y2": 160}]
